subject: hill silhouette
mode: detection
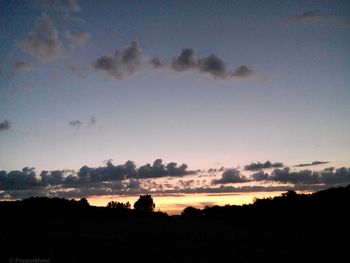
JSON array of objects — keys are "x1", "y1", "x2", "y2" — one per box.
[{"x1": 1, "y1": 185, "x2": 349, "y2": 262}]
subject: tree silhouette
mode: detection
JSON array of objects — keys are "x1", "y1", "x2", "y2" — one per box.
[
  {"x1": 133, "y1": 194, "x2": 155, "y2": 212},
  {"x1": 106, "y1": 201, "x2": 131, "y2": 209}
]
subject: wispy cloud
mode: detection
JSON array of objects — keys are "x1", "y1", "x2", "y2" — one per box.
[
  {"x1": 64, "y1": 30, "x2": 91, "y2": 48},
  {"x1": 291, "y1": 11, "x2": 350, "y2": 27},
  {"x1": 294, "y1": 161, "x2": 329, "y2": 167},
  {"x1": 21, "y1": 14, "x2": 64, "y2": 61}
]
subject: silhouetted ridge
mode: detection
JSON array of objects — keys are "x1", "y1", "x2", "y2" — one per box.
[{"x1": 181, "y1": 184, "x2": 350, "y2": 224}]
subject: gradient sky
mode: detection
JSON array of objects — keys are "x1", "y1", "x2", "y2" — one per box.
[{"x1": 1, "y1": 1, "x2": 350, "y2": 212}]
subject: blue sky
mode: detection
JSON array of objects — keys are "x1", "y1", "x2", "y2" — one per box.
[{"x1": 0, "y1": 1, "x2": 350, "y2": 204}]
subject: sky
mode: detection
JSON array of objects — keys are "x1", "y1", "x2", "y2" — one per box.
[{"x1": 0, "y1": 0, "x2": 350, "y2": 213}]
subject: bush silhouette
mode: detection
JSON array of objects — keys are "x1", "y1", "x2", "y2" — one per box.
[{"x1": 133, "y1": 194, "x2": 155, "y2": 212}]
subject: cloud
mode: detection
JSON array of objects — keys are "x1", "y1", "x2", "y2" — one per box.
[
  {"x1": 93, "y1": 41, "x2": 143, "y2": 79},
  {"x1": 127, "y1": 178, "x2": 140, "y2": 189},
  {"x1": 138, "y1": 159, "x2": 193, "y2": 178},
  {"x1": 94, "y1": 42, "x2": 255, "y2": 80},
  {"x1": 269, "y1": 167, "x2": 350, "y2": 186},
  {"x1": 89, "y1": 116, "x2": 96, "y2": 126},
  {"x1": 251, "y1": 171, "x2": 269, "y2": 181},
  {"x1": 212, "y1": 169, "x2": 248, "y2": 184},
  {"x1": 68, "y1": 65, "x2": 85, "y2": 78},
  {"x1": 65, "y1": 0, "x2": 81, "y2": 12},
  {"x1": 21, "y1": 14, "x2": 63, "y2": 61},
  {"x1": 171, "y1": 48, "x2": 255, "y2": 79},
  {"x1": 0, "y1": 120, "x2": 10, "y2": 132},
  {"x1": 149, "y1": 57, "x2": 166, "y2": 69},
  {"x1": 0, "y1": 167, "x2": 40, "y2": 190},
  {"x1": 291, "y1": 11, "x2": 350, "y2": 27},
  {"x1": 231, "y1": 65, "x2": 254, "y2": 78},
  {"x1": 35, "y1": 0, "x2": 81, "y2": 13},
  {"x1": 244, "y1": 161, "x2": 283, "y2": 171},
  {"x1": 12, "y1": 60, "x2": 32, "y2": 72},
  {"x1": 1, "y1": 162, "x2": 350, "y2": 200},
  {"x1": 64, "y1": 30, "x2": 91, "y2": 48},
  {"x1": 69, "y1": 120, "x2": 82, "y2": 129},
  {"x1": 198, "y1": 54, "x2": 226, "y2": 79},
  {"x1": 171, "y1": 48, "x2": 197, "y2": 71},
  {"x1": 291, "y1": 11, "x2": 318, "y2": 22},
  {"x1": 294, "y1": 161, "x2": 329, "y2": 167}
]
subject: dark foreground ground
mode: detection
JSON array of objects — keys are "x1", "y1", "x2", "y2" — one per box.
[{"x1": 1, "y1": 185, "x2": 349, "y2": 263}]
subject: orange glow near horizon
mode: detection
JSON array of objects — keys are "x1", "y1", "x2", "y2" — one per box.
[{"x1": 87, "y1": 191, "x2": 291, "y2": 215}]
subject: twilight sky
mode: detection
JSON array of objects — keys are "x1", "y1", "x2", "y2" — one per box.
[{"x1": 0, "y1": 1, "x2": 350, "y2": 210}]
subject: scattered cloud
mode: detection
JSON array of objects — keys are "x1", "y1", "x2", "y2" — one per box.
[
  {"x1": 231, "y1": 65, "x2": 254, "y2": 78},
  {"x1": 244, "y1": 161, "x2": 283, "y2": 171},
  {"x1": 138, "y1": 159, "x2": 193, "y2": 178},
  {"x1": 212, "y1": 169, "x2": 248, "y2": 184},
  {"x1": 1, "y1": 162, "x2": 350, "y2": 200},
  {"x1": 0, "y1": 120, "x2": 10, "y2": 132},
  {"x1": 294, "y1": 161, "x2": 329, "y2": 167},
  {"x1": 69, "y1": 120, "x2": 82, "y2": 129},
  {"x1": 64, "y1": 30, "x2": 91, "y2": 48},
  {"x1": 258, "y1": 167, "x2": 350, "y2": 186},
  {"x1": 93, "y1": 41, "x2": 143, "y2": 79},
  {"x1": 21, "y1": 14, "x2": 64, "y2": 61},
  {"x1": 171, "y1": 48, "x2": 197, "y2": 72},
  {"x1": 0, "y1": 167, "x2": 40, "y2": 190},
  {"x1": 198, "y1": 54, "x2": 227, "y2": 79},
  {"x1": 93, "y1": 42, "x2": 255, "y2": 80},
  {"x1": 251, "y1": 171, "x2": 269, "y2": 181}
]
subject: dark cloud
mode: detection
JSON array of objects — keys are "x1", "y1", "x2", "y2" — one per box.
[
  {"x1": 74, "y1": 160, "x2": 136, "y2": 185},
  {"x1": 269, "y1": 167, "x2": 350, "y2": 186},
  {"x1": 244, "y1": 161, "x2": 283, "y2": 171},
  {"x1": 93, "y1": 41, "x2": 143, "y2": 79},
  {"x1": 94, "y1": 43, "x2": 255, "y2": 80},
  {"x1": 138, "y1": 159, "x2": 193, "y2": 178},
  {"x1": 198, "y1": 54, "x2": 226, "y2": 79},
  {"x1": 171, "y1": 48, "x2": 197, "y2": 71},
  {"x1": 64, "y1": 30, "x2": 91, "y2": 48},
  {"x1": 212, "y1": 169, "x2": 248, "y2": 184},
  {"x1": 0, "y1": 120, "x2": 10, "y2": 132},
  {"x1": 270, "y1": 167, "x2": 319, "y2": 184},
  {"x1": 22, "y1": 14, "x2": 63, "y2": 61},
  {"x1": 127, "y1": 178, "x2": 140, "y2": 189},
  {"x1": 0, "y1": 167, "x2": 40, "y2": 190},
  {"x1": 251, "y1": 171, "x2": 269, "y2": 181},
  {"x1": 69, "y1": 120, "x2": 82, "y2": 129},
  {"x1": 294, "y1": 161, "x2": 329, "y2": 167},
  {"x1": 1, "y1": 163, "x2": 350, "y2": 200},
  {"x1": 171, "y1": 48, "x2": 254, "y2": 79},
  {"x1": 231, "y1": 65, "x2": 254, "y2": 78},
  {"x1": 40, "y1": 170, "x2": 69, "y2": 186}
]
